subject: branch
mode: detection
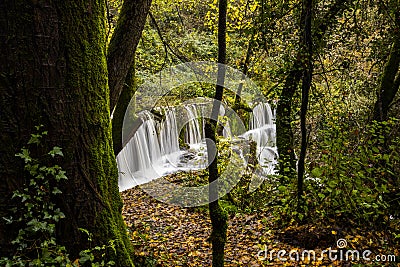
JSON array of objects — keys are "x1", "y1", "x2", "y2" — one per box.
[{"x1": 148, "y1": 12, "x2": 190, "y2": 63}]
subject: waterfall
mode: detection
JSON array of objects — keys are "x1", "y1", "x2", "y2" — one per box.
[
  {"x1": 249, "y1": 102, "x2": 274, "y2": 129},
  {"x1": 117, "y1": 102, "x2": 278, "y2": 191},
  {"x1": 129, "y1": 111, "x2": 162, "y2": 172},
  {"x1": 117, "y1": 111, "x2": 164, "y2": 189},
  {"x1": 244, "y1": 103, "x2": 276, "y2": 146},
  {"x1": 117, "y1": 105, "x2": 209, "y2": 191},
  {"x1": 159, "y1": 108, "x2": 180, "y2": 155},
  {"x1": 243, "y1": 125, "x2": 275, "y2": 147},
  {"x1": 182, "y1": 103, "x2": 230, "y2": 142},
  {"x1": 184, "y1": 104, "x2": 203, "y2": 145},
  {"x1": 222, "y1": 122, "x2": 232, "y2": 138},
  {"x1": 242, "y1": 102, "x2": 278, "y2": 174}
]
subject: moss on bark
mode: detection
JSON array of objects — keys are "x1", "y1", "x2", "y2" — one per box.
[
  {"x1": 58, "y1": 1, "x2": 134, "y2": 264},
  {"x1": 0, "y1": 1, "x2": 135, "y2": 265},
  {"x1": 112, "y1": 64, "x2": 136, "y2": 156}
]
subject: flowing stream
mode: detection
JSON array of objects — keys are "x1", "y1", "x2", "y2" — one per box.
[{"x1": 117, "y1": 102, "x2": 278, "y2": 191}]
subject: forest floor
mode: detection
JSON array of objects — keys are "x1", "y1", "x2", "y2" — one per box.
[{"x1": 121, "y1": 173, "x2": 400, "y2": 267}]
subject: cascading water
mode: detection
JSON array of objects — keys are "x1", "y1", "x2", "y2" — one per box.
[
  {"x1": 249, "y1": 102, "x2": 274, "y2": 129},
  {"x1": 159, "y1": 108, "x2": 180, "y2": 155},
  {"x1": 242, "y1": 102, "x2": 278, "y2": 174},
  {"x1": 117, "y1": 105, "x2": 209, "y2": 191},
  {"x1": 184, "y1": 105, "x2": 203, "y2": 145},
  {"x1": 117, "y1": 111, "x2": 163, "y2": 189},
  {"x1": 182, "y1": 104, "x2": 227, "y2": 144},
  {"x1": 117, "y1": 102, "x2": 278, "y2": 191}
]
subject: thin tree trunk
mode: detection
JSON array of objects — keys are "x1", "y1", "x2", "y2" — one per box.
[
  {"x1": 112, "y1": 64, "x2": 136, "y2": 156},
  {"x1": 276, "y1": 0, "x2": 350, "y2": 179},
  {"x1": 205, "y1": 0, "x2": 228, "y2": 266},
  {"x1": 297, "y1": 0, "x2": 313, "y2": 208},
  {"x1": 0, "y1": 1, "x2": 134, "y2": 265},
  {"x1": 234, "y1": 39, "x2": 253, "y2": 106},
  {"x1": 373, "y1": 20, "x2": 400, "y2": 121}
]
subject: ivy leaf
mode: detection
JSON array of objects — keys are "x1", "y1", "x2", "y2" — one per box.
[
  {"x1": 48, "y1": 147, "x2": 63, "y2": 158},
  {"x1": 55, "y1": 170, "x2": 68, "y2": 181},
  {"x1": 311, "y1": 168, "x2": 323, "y2": 177},
  {"x1": 15, "y1": 148, "x2": 32, "y2": 163},
  {"x1": 52, "y1": 187, "x2": 62, "y2": 195}
]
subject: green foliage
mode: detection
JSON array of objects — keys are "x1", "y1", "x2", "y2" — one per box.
[
  {"x1": 306, "y1": 117, "x2": 400, "y2": 225},
  {"x1": 218, "y1": 138, "x2": 273, "y2": 213},
  {"x1": 274, "y1": 117, "x2": 400, "y2": 227},
  {"x1": 0, "y1": 126, "x2": 116, "y2": 267}
]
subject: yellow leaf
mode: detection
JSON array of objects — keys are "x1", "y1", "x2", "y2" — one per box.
[{"x1": 188, "y1": 251, "x2": 201, "y2": 256}]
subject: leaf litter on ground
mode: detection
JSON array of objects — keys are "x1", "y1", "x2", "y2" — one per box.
[{"x1": 121, "y1": 173, "x2": 400, "y2": 267}]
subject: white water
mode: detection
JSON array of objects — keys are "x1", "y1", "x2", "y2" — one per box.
[
  {"x1": 184, "y1": 105, "x2": 203, "y2": 145},
  {"x1": 243, "y1": 102, "x2": 278, "y2": 174},
  {"x1": 159, "y1": 108, "x2": 180, "y2": 155},
  {"x1": 117, "y1": 102, "x2": 278, "y2": 191}
]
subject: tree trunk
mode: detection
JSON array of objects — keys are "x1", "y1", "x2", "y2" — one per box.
[
  {"x1": 276, "y1": 0, "x2": 350, "y2": 179},
  {"x1": 0, "y1": 1, "x2": 133, "y2": 265},
  {"x1": 108, "y1": 0, "x2": 152, "y2": 112},
  {"x1": 234, "y1": 39, "x2": 253, "y2": 106},
  {"x1": 276, "y1": 63, "x2": 302, "y2": 178},
  {"x1": 112, "y1": 64, "x2": 136, "y2": 156},
  {"x1": 205, "y1": 0, "x2": 228, "y2": 266},
  {"x1": 297, "y1": 0, "x2": 313, "y2": 208},
  {"x1": 373, "y1": 16, "x2": 400, "y2": 122}
]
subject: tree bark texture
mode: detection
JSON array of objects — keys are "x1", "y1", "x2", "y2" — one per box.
[
  {"x1": 0, "y1": 1, "x2": 134, "y2": 265},
  {"x1": 373, "y1": 12, "x2": 400, "y2": 121},
  {"x1": 205, "y1": 0, "x2": 229, "y2": 266},
  {"x1": 108, "y1": 0, "x2": 152, "y2": 112}
]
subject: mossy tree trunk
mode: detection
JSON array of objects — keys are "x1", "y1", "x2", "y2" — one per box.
[
  {"x1": 108, "y1": 0, "x2": 152, "y2": 156},
  {"x1": 276, "y1": 62, "x2": 302, "y2": 179},
  {"x1": 205, "y1": 0, "x2": 228, "y2": 266},
  {"x1": 0, "y1": 1, "x2": 149, "y2": 265},
  {"x1": 112, "y1": 64, "x2": 136, "y2": 156}
]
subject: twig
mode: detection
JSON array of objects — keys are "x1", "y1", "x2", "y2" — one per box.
[{"x1": 148, "y1": 12, "x2": 189, "y2": 63}]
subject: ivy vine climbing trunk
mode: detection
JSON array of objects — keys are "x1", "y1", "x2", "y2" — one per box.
[
  {"x1": 0, "y1": 1, "x2": 146, "y2": 265},
  {"x1": 205, "y1": 0, "x2": 228, "y2": 266}
]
